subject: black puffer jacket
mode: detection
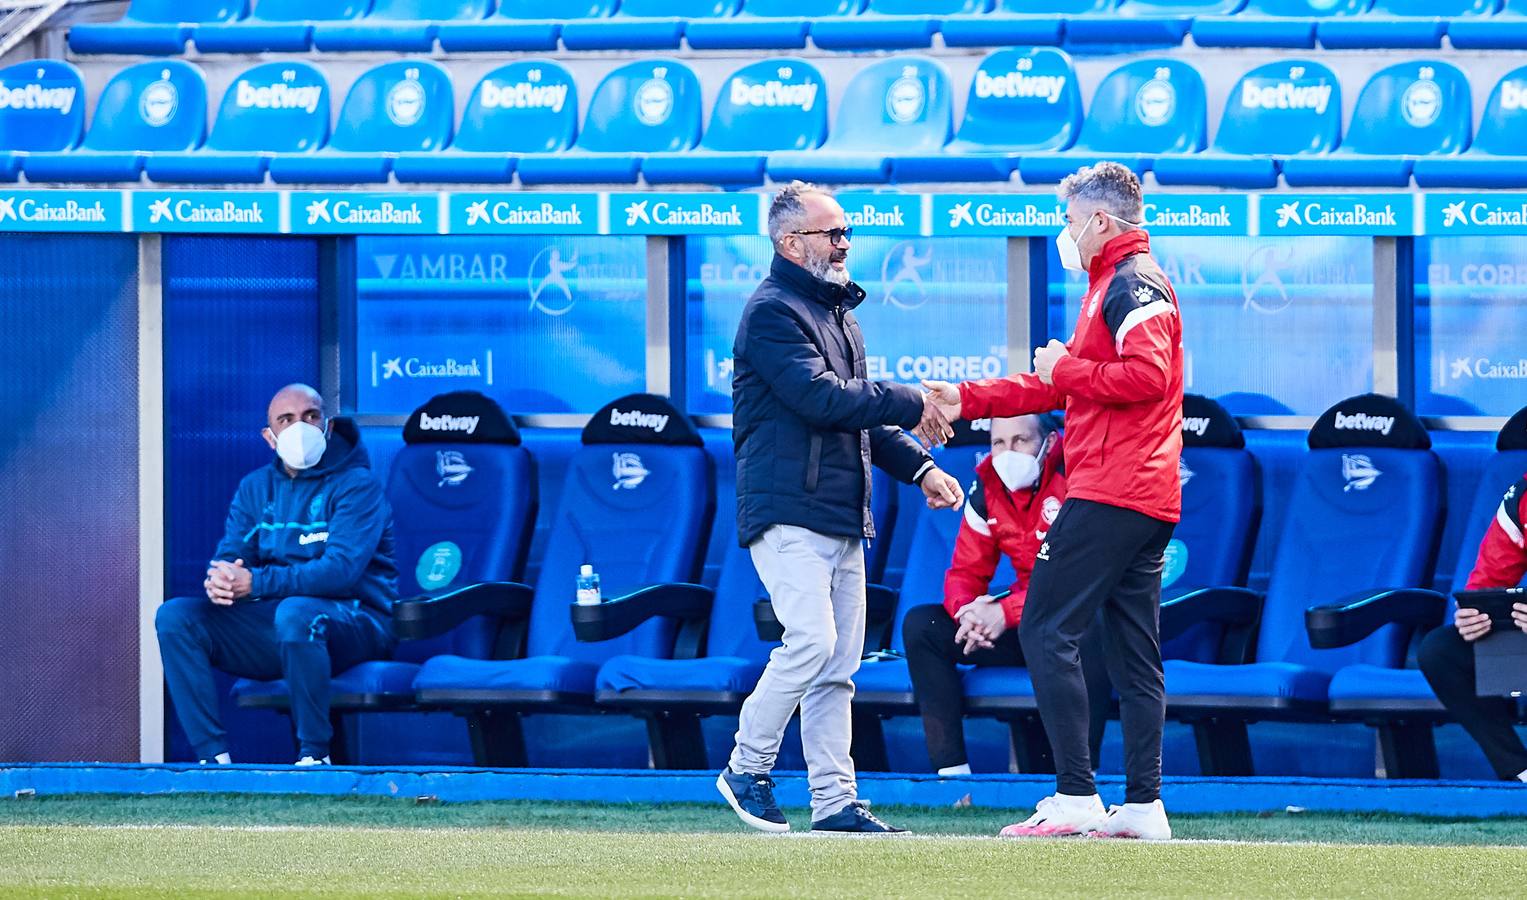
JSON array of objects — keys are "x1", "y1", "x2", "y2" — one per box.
[{"x1": 732, "y1": 254, "x2": 932, "y2": 547}]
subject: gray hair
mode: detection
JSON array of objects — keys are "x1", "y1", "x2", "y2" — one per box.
[
  {"x1": 768, "y1": 180, "x2": 832, "y2": 246},
  {"x1": 1057, "y1": 161, "x2": 1144, "y2": 228}
]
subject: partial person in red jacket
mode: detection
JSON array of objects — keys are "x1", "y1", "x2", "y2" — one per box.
[
  {"x1": 921, "y1": 162, "x2": 1184, "y2": 840},
  {"x1": 903, "y1": 414, "x2": 1112, "y2": 776},
  {"x1": 1419, "y1": 476, "x2": 1527, "y2": 782}
]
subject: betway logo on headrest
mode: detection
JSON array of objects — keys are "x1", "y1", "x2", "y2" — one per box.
[
  {"x1": 1501, "y1": 81, "x2": 1527, "y2": 111},
  {"x1": 844, "y1": 204, "x2": 905, "y2": 228},
  {"x1": 418, "y1": 411, "x2": 480, "y2": 435},
  {"x1": 974, "y1": 70, "x2": 1066, "y2": 104},
  {"x1": 730, "y1": 78, "x2": 818, "y2": 111},
  {"x1": 1143, "y1": 203, "x2": 1232, "y2": 229},
  {"x1": 235, "y1": 80, "x2": 322, "y2": 114},
  {"x1": 1183, "y1": 417, "x2": 1211, "y2": 437},
  {"x1": 625, "y1": 200, "x2": 742, "y2": 228},
  {"x1": 480, "y1": 80, "x2": 569, "y2": 113},
  {"x1": 0, "y1": 81, "x2": 76, "y2": 114},
  {"x1": 1240, "y1": 80, "x2": 1332, "y2": 115},
  {"x1": 609, "y1": 408, "x2": 670, "y2": 433},
  {"x1": 1333, "y1": 411, "x2": 1395, "y2": 436}
]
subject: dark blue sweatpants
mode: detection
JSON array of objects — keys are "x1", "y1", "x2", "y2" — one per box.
[{"x1": 155, "y1": 595, "x2": 393, "y2": 761}]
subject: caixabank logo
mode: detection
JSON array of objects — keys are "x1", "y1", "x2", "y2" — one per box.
[
  {"x1": 1426, "y1": 193, "x2": 1527, "y2": 235},
  {"x1": 611, "y1": 193, "x2": 759, "y2": 235},
  {"x1": 290, "y1": 192, "x2": 439, "y2": 234},
  {"x1": 133, "y1": 191, "x2": 278, "y2": 233},
  {"x1": 1263, "y1": 194, "x2": 1414, "y2": 235},
  {"x1": 0, "y1": 190, "x2": 122, "y2": 231},
  {"x1": 1140, "y1": 195, "x2": 1245, "y2": 235},
  {"x1": 836, "y1": 192, "x2": 921, "y2": 235},
  {"x1": 449, "y1": 192, "x2": 599, "y2": 234},
  {"x1": 932, "y1": 195, "x2": 1064, "y2": 236}
]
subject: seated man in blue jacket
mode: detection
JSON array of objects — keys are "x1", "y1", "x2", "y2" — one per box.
[{"x1": 156, "y1": 384, "x2": 398, "y2": 765}]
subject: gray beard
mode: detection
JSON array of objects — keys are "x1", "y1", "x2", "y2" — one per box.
[{"x1": 804, "y1": 251, "x2": 850, "y2": 286}]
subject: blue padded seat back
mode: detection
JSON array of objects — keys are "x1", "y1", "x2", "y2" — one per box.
[
  {"x1": 1469, "y1": 65, "x2": 1527, "y2": 156},
  {"x1": 361, "y1": 0, "x2": 490, "y2": 19},
  {"x1": 824, "y1": 56, "x2": 953, "y2": 154},
  {"x1": 620, "y1": 0, "x2": 741, "y2": 14},
  {"x1": 1119, "y1": 0, "x2": 1244, "y2": 10},
  {"x1": 1173, "y1": 448, "x2": 1258, "y2": 592},
  {"x1": 247, "y1": 0, "x2": 367, "y2": 21},
  {"x1": 744, "y1": 0, "x2": 861, "y2": 11},
  {"x1": 708, "y1": 543, "x2": 775, "y2": 660},
  {"x1": 955, "y1": 48, "x2": 1082, "y2": 152},
  {"x1": 1260, "y1": 448, "x2": 1440, "y2": 672},
  {"x1": 0, "y1": 60, "x2": 84, "y2": 152},
  {"x1": 1237, "y1": 0, "x2": 1368, "y2": 12},
  {"x1": 206, "y1": 62, "x2": 329, "y2": 153},
  {"x1": 577, "y1": 59, "x2": 702, "y2": 153},
  {"x1": 1075, "y1": 59, "x2": 1206, "y2": 154},
  {"x1": 456, "y1": 61, "x2": 577, "y2": 153},
  {"x1": 330, "y1": 60, "x2": 452, "y2": 153},
  {"x1": 115, "y1": 0, "x2": 246, "y2": 22},
  {"x1": 1341, "y1": 61, "x2": 1471, "y2": 156},
  {"x1": 704, "y1": 59, "x2": 827, "y2": 152},
  {"x1": 495, "y1": 0, "x2": 614, "y2": 15},
  {"x1": 867, "y1": 0, "x2": 990, "y2": 11},
  {"x1": 84, "y1": 60, "x2": 207, "y2": 152},
  {"x1": 1457, "y1": 452, "x2": 1527, "y2": 589},
  {"x1": 1366, "y1": 0, "x2": 1496, "y2": 13},
  {"x1": 868, "y1": 468, "x2": 898, "y2": 583},
  {"x1": 995, "y1": 1, "x2": 1109, "y2": 10},
  {"x1": 1213, "y1": 60, "x2": 1340, "y2": 156}
]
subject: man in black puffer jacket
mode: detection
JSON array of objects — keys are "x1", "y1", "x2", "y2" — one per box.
[{"x1": 716, "y1": 181, "x2": 964, "y2": 836}]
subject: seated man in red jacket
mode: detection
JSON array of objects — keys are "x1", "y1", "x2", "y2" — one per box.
[
  {"x1": 903, "y1": 414, "x2": 1111, "y2": 775},
  {"x1": 1419, "y1": 475, "x2": 1527, "y2": 782}
]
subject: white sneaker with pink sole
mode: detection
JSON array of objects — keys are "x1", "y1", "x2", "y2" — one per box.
[{"x1": 998, "y1": 793, "x2": 1105, "y2": 838}]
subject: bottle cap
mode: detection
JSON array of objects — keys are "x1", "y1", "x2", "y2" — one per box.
[{"x1": 580, "y1": 564, "x2": 594, "y2": 576}]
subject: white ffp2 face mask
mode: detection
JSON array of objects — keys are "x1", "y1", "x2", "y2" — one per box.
[
  {"x1": 1055, "y1": 220, "x2": 1085, "y2": 272},
  {"x1": 275, "y1": 421, "x2": 327, "y2": 471},
  {"x1": 993, "y1": 449, "x2": 1041, "y2": 492}
]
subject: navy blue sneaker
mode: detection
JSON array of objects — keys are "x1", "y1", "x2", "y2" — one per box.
[
  {"x1": 811, "y1": 801, "x2": 908, "y2": 835},
  {"x1": 716, "y1": 768, "x2": 789, "y2": 833}
]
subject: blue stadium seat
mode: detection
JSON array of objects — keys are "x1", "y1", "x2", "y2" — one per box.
[
  {"x1": 1192, "y1": 0, "x2": 1369, "y2": 49},
  {"x1": 768, "y1": 56, "x2": 952, "y2": 185},
  {"x1": 642, "y1": 58, "x2": 826, "y2": 186},
  {"x1": 267, "y1": 60, "x2": 452, "y2": 185},
  {"x1": 1319, "y1": 0, "x2": 1496, "y2": 50},
  {"x1": 435, "y1": 0, "x2": 597, "y2": 51},
  {"x1": 1281, "y1": 61, "x2": 1470, "y2": 188},
  {"x1": 68, "y1": 0, "x2": 246, "y2": 55},
  {"x1": 312, "y1": 0, "x2": 491, "y2": 52},
  {"x1": 1018, "y1": 58, "x2": 1205, "y2": 185},
  {"x1": 393, "y1": 61, "x2": 577, "y2": 184},
  {"x1": 23, "y1": 60, "x2": 206, "y2": 183},
  {"x1": 940, "y1": 0, "x2": 1091, "y2": 48},
  {"x1": 231, "y1": 394, "x2": 537, "y2": 761},
  {"x1": 517, "y1": 59, "x2": 701, "y2": 185},
  {"x1": 811, "y1": 0, "x2": 986, "y2": 50},
  {"x1": 1153, "y1": 60, "x2": 1340, "y2": 189},
  {"x1": 686, "y1": 0, "x2": 857, "y2": 49},
  {"x1": 194, "y1": 0, "x2": 366, "y2": 52},
  {"x1": 145, "y1": 62, "x2": 330, "y2": 184},
  {"x1": 518, "y1": 429, "x2": 584, "y2": 587},
  {"x1": 0, "y1": 60, "x2": 85, "y2": 183},
  {"x1": 1162, "y1": 395, "x2": 1444, "y2": 776},
  {"x1": 1450, "y1": 0, "x2": 1527, "y2": 48},
  {"x1": 1413, "y1": 65, "x2": 1527, "y2": 188},
  {"x1": 893, "y1": 47, "x2": 1081, "y2": 182},
  {"x1": 559, "y1": 0, "x2": 739, "y2": 50},
  {"x1": 1066, "y1": 0, "x2": 1235, "y2": 46},
  {"x1": 409, "y1": 395, "x2": 714, "y2": 767}
]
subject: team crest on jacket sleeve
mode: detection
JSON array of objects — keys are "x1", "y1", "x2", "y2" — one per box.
[{"x1": 1042, "y1": 495, "x2": 1061, "y2": 524}]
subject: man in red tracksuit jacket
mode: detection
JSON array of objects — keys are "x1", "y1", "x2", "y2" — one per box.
[
  {"x1": 1419, "y1": 475, "x2": 1527, "y2": 782},
  {"x1": 923, "y1": 162, "x2": 1184, "y2": 840},
  {"x1": 902, "y1": 415, "x2": 1111, "y2": 777}
]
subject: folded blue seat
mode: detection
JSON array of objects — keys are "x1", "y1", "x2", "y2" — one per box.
[
  {"x1": 436, "y1": 0, "x2": 590, "y2": 51},
  {"x1": 1413, "y1": 65, "x2": 1527, "y2": 188},
  {"x1": 1065, "y1": 0, "x2": 1239, "y2": 46},
  {"x1": 194, "y1": 0, "x2": 365, "y2": 52},
  {"x1": 940, "y1": 0, "x2": 1093, "y2": 47},
  {"x1": 312, "y1": 0, "x2": 490, "y2": 52},
  {"x1": 810, "y1": 0, "x2": 984, "y2": 50},
  {"x1": 559, "y1": 0, "x2": 737, "y2": 50},
  {"x1": 1450, "y1": 0, "x2": 1527, "y2": 47},
  {"x1": 1318, "y1": 0, "x2": 1495, "y2": 49},
  {"x1": 685, "y1": 0, "x2": 854, "y2": 49},
  {"x1": 1192, "y1": 0, "x2": 1367, "y2": 49},
  {"x1": 69, "y1": 0, "x2": 246, "y2": 55},
  {"x1": 0, "y1": 60, "x2": 85, "y2": 182}
]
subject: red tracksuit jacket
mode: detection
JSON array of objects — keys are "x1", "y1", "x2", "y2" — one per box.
[
  {"x1": 943, "y1": 446, "x2": 1068, "y2": 628},
  {"x1": 1465, "y1": 475, "x2": 1527, "y2": 589},
  {"x1": 958, "y1": 230, "x2": 1184, "y2": 523}
]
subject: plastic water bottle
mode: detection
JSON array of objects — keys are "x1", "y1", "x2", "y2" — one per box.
[{"x1": 576, "y1": 564, "x2": 602, "y2": 606}]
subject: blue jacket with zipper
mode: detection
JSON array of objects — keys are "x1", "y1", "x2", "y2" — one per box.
[{"x1": 213, "y1": 418, "x2": 398, "y2": 617}]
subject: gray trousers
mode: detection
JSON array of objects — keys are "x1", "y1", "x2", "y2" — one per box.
[{"x1": 729, "y1": 524, "x2": 866, "y2": 820}]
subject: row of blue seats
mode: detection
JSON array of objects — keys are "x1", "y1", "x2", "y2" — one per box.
[
  {"x1": 226, "y1": 387, "x2": 1520, "y2": 776},
  {"x1": 10, "y1": 50, "x2": 1527, "y2": 187},
  {"x1": 67, "y1": 0, "x2": 1527, "y2": 55}
]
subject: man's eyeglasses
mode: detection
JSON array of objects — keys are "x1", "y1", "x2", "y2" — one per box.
[{"x1": 793, "y1": 226, "x2": 854, "y2": 247}]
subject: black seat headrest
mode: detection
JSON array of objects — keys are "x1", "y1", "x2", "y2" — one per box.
[
  {"x1": 583, "y1": 393, "x2": 702, "y2": 447},
  {"x1": 1308, "y1": 393, "x2": 1430, "y2": 450},
  {"x1": 403, "y1": 391, "x2": 520, "y2": 445},
  {"x1": 1181, "y1": 394, "x2": 1244, "y2": 449}
]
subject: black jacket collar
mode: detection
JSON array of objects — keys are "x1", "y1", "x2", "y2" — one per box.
[{"x1": 770, "y1": 254, "x2": 867, "y2": 310}]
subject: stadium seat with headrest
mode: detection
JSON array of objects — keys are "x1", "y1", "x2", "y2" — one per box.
[
  {"x1": 1067, "y1": 0, "x2": 1239, "y2": 45},
  {"x1": 1320, "y1": 406, "x2": 1527, "y2": 778},
  {"x1": 0, "y1": 60, "x2": 84, "y2": 182},
  {"x1": 1450, "y1": 0, "x2": 1527, "y2": 48},
  {"x1": 194, "y1": 0, "x2": 367, "y2": 53},
  {"x1": 810, "y1": 0, "x2": 986, "y2": 50},
  {"x1": 939, "y1": 0, "x2": 1094, "y2": 48},
  {"x1": 768, "y1": 56, "x2": 952, "y2": 185},
  {"x1": 557, "y1": 0, "x2": 738, "y2": 50},
  {"x1": 1153, "y1": 60, "x2": 1340, "y2": 189},
  {"x1": 687, "y1": 0, "x2": 859, "y2": 49},
  {"x1": 893, "y1": 47, "x2": 1081, "y2": 182},
  {"x1": 232, "y1": 395, "x2": 537, "y2": 753},
  {"x1": 1413, "y1": 65, "x2": 1527, "y2": 188},
  {"x1": 516, "y1": 59, "x2": 700, "y2": 185},
  {"x1": 1162, "y1": 394, "x2": 1444, "y2": 776},
  {"x1": 1318, "y1": 0, "x2": 1496, "y2": 50},
  {"x1": 642, "y1": 58, "x2": 826, "y2": 186},
  {"x1": 1192, "y1": 0, "x2": 1368, "y2": 49},
  {"x1": 435, "y1": 0, "x2": 603, "y2": 51},
  {"x1": 23, "y1": 60, "x2": 206, "y2": 183},
  {"x1": 1280, "y1": 60, "x2": 1469, "y2": 188},
  {"x1": 145, "y1": 62, "x2": 330, "y2": 184},
  {"x1": 392, "y1": 61, "x2": 576, "y2": 184},
  {"x1": 407, "y1": 394, "x2": 714, "y2": 766},
  {"x1": 69, "y1": 0, "x2": 246, "y2": 55},
  {"x1": 266, "y1": 60, "x2": 452, "y2": 184},
  {"x1": 1017, "y1": 58, "x2": 1205, "y2": 185},
  {"x1": 312, "y1": 0, "x2": 490, "y2": 52}
]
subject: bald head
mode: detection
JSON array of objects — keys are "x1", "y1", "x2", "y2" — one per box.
[{"x1": 264, "y1": 384, "x2": 324, "y2": 442}]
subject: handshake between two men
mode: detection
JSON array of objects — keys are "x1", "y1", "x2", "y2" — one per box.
[{"x1": 913, "y1": 339, "x2": 1072, "y2": 449}]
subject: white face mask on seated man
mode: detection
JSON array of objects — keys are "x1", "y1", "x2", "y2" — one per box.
[
  {"x1": 275, "y1": 419, "x2": 328, "y2": 471},
  {"x1": 988, "y1": 414, "x2": 1053, "y2": 493}
]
